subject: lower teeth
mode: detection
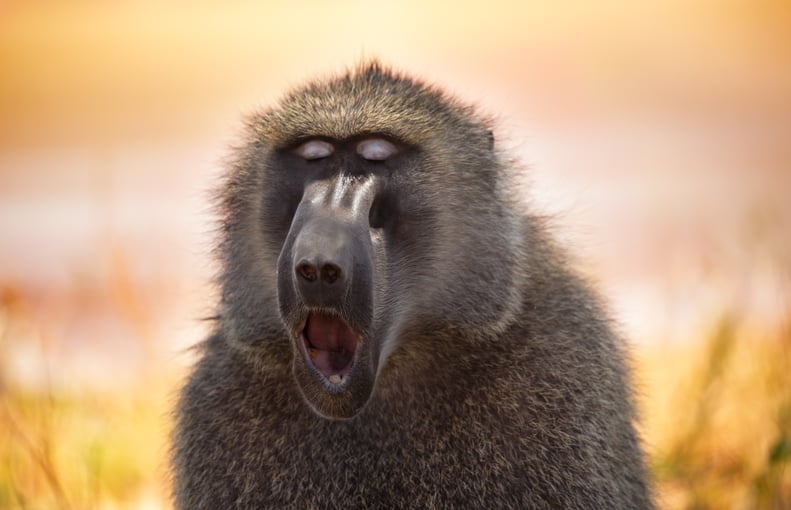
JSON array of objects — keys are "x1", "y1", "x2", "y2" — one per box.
[{"x1": 328, "y1": 374, "x2": 343, "y2": 385}]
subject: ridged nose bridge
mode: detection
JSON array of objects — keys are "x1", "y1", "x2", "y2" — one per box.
[
  {"x1": 291, "y1": 176, "x2": 376, "y2": 308},
  {"x1": 305, "y1": 175, "x2": 377, "y2": 222}
]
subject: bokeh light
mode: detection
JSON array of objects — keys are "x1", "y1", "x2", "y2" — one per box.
[{"x1": 2, "y1": 1, "x2": 790, "y2": 507}]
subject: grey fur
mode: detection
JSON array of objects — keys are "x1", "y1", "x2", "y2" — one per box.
[{"x1": 172, "y1": 61, "x2": 653, "y2": 509}]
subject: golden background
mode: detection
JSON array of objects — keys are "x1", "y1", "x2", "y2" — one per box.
[{"x1": 1, "y1": 1, "x2": 790, "y2": 508}]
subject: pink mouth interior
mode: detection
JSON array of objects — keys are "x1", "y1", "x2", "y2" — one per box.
[{"x1": 302, "y1": 313, "x2": 359, "y2": 377}]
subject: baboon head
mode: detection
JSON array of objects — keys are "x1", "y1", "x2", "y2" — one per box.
[{"x1": 219, "y1": 62, "x2": 523, "y2": 419}]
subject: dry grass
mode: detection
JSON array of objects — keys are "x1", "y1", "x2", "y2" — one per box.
[
  {"x1": 0, "y1": 280, "x2": 177, "y2": 509},
  {"x1": 639, "y1": 317, "x2": 791, "y2": 509},
  {"x1": 1, "y1": 381, "x2": 173, "y2": 509}
]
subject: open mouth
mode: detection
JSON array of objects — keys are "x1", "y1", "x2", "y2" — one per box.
[{"x1": 298, "y1": 312, "x2": 361, "y2": 389}]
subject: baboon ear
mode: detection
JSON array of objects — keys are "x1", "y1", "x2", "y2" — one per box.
[{"x1": 486, "y1": 130, "x2": 495, "y2": 151}]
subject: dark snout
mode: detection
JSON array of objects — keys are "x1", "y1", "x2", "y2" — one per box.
[
  {"x1": 277, "y1": 177, "x2": 378, "y2": 419},
  {"x1": 292, "y1": 218, "x2": 353, "y2": 309}
]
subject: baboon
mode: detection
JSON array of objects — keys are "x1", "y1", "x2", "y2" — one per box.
[{"x1": 172, "y1": 61, "x2": 653, "y2": 509}]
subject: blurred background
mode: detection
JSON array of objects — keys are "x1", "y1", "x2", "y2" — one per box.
[{"x1": 1, "y1": 1, "x2": 789, "y2": 508}]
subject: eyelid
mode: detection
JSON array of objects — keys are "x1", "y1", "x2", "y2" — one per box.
[
  {"x1": 294, "y1": 140, "x2": 334, "y2": 160},
  {"x1": 356, "y1": 138, "x2": 398, "y2": 161}
]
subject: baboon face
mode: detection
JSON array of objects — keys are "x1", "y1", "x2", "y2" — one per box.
[
  {"x1": 227, "y1": 64, "x2": 518, "y2": 420},
  {"x1": 273, "y1": 136, "x2": 423, "y2": 419}
]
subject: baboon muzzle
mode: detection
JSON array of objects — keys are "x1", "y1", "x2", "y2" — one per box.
[
  {"x1": 277, "y1": 177, "x2": 377, "y2": 418},
  {"x1": 288, "y1": 177, "x2": 376, "y2": 311},
  {"x1": 292, "y1": 217, "x2": 354, "y2": 309}
]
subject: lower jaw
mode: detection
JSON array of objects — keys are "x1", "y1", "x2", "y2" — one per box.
[
  {"x1": 300, "y1": 343, "x2": 357, "y2": 393},
  {"x1": 292, "y1": 352, "x2": 375, "y2": 420},
  {"x1": 324, "y1": 372, "x2": 349, "y2": 386},
  {"x1": 313, "y1": 360, "x2": 354, "y2": 392}
]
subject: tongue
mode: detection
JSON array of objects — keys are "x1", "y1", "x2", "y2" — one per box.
[{"x1": 306, "y1": 313, "x2": 358, "y2": 375}]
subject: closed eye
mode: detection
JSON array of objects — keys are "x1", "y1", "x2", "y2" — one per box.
[
  {"x1": 356, "y1": 138, "x2": 398, "y2": 161},
  {"x1": 294, "y1": 139, "x2": 334, "y2": 160}
]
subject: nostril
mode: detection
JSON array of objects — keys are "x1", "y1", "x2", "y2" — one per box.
[
  {"x1": 321, "y1": 263, "x2": 341, "y2": 285},
  {"x1": 296, "y1": 262, "x2": 318, "y2": 283}
]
